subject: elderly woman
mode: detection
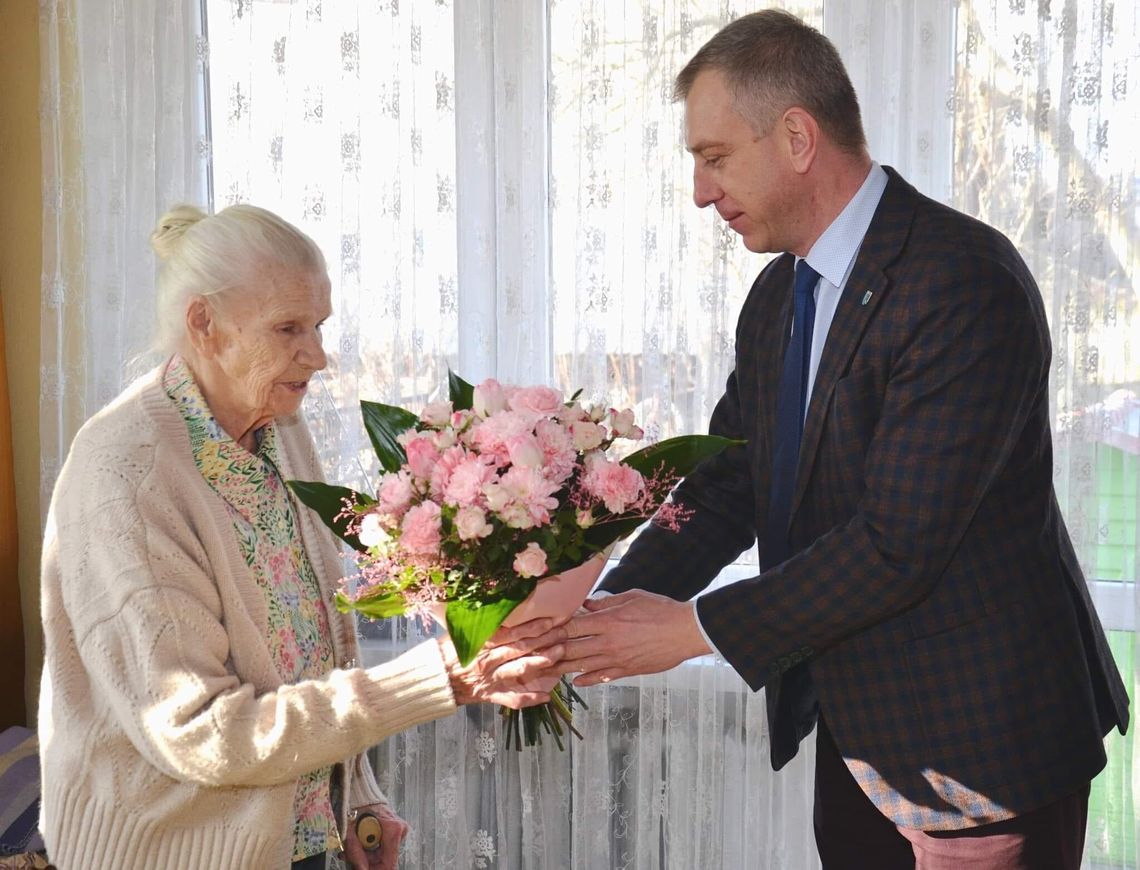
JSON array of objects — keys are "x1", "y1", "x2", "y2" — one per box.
[{"x1": 38, "y1": 204, "x2": 564, "y2": 870}]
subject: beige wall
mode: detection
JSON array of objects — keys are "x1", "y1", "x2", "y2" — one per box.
[{"x1": 0, "y1": 0, "x2": 44, "y2": 726}]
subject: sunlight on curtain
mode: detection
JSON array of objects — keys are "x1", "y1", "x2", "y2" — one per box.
[
  {"x1": 950, "y1": 3, "x2": 1139, "y2": 865},
  {"x1": 38, "y1": 0, "x2": 207, "y2": 516},
  {"x1": 205, "y1": 0, "x2": 459, "y2": 488}
]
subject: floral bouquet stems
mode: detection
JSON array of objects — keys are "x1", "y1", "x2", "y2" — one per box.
[{"x1": 289, "y1": 371, "x2": 740, "y2": 749}]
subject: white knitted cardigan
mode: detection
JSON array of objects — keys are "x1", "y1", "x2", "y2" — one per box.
[{"x1": 38, "y1": 366, "x2": 457, "y2": 870}]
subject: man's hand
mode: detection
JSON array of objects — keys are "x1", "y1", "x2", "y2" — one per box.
[
  {"x1": 559, "y1": 590, "x2": 712, "y2": 686},
  {"x1": 342, "y1": 802, "x2": 408, "y2": 870},
  {"x1": 441, "y1": 617, "x2": 568, "y2": 708}
]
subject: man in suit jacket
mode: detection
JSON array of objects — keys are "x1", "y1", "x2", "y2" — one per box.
[{"x1": 557, "y1": 10, "x2": 1129, "y2": 868}]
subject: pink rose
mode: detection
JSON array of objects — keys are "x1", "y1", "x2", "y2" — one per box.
[
  {"x1": 506, "y1": 433, "x2": 544, "y2": 469},
  {"x1": 399, "y1": 501, "x2": 442, "y2": 556},
  {"x1": 403, "y1": 433, "x2": 441, "y2": 480},
  {"x1": 420, "y1": 400, "x2": 454, "y2": 427},
  {"x1": 582, "y1": 456, "x2": 645, "y2": 514},
  {"x1": 513, "y1": 542, "x2": 548, "y2": 579},
  {"x1": 429, "y1": 446, "x2": 467, "y2": 498},
  {"x1": 508, "y1": 385, "x2": 564, "y2": 419},
  {"x1": 454, "y1": 506, "x2": 493, "y2": 541},
  {"x1": 473, "y1": 378, "x2": 508, "y2": 417}
]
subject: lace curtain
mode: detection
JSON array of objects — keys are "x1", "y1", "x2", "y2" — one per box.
[{"x1": 39, "y1": 0, "x2": 1138, "y2": 868}]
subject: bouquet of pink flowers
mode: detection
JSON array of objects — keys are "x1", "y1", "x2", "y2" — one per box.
[{"x1": 290, "y1": 371, "x2": 737, "y2": 748}]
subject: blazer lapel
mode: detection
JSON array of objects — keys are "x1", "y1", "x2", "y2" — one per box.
[
  {"x1": 791, "y1": 168, "x2": 919, "y2": 519},
  {"x1": 756, "y1": 256, "x2": 796, "y2": 486}
]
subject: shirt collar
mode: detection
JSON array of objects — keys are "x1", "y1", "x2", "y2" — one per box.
[{"x1": 801, "y1": 162, "x2": 888, "y2": 290}]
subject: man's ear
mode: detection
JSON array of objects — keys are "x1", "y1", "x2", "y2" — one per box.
[
  {"x1": 781, "y1": 107, "x2": 818, "y2": 174},
  {"x1": 185, "y1": 296, "x2": 216, "y2": 355}
]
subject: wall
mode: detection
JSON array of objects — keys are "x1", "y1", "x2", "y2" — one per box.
[{"x1": 0, "y1": 0, "x2": 43, "y2": 726}]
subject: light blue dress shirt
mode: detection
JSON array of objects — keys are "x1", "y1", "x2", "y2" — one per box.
[{"x1": 691, "y1": 163, "x2": 890, "y2": 657}]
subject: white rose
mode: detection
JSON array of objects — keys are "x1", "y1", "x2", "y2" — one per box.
[
  {"x1": 570, "y1": 420, "x2": 605, "y2": 451},
  {"x1": 455, "y1": 506, "x2": 493, "y2": 541}
]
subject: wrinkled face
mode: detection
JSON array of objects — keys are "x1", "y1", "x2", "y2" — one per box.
[
  {"x1": 685, "y1": 69, "x2": 796, "y2": 254},
  {"x1": 206, "y1": 267, "x2": 332, "y2": 426}
]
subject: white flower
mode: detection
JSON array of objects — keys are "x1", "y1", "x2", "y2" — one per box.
[
  {"x1": 455, "y1": 506, "x2": 493, "y2": 541},
  {"x1": 569, "y1": 419, "x2": 605, "y2": 451},
  {"x1": 358, "y1": 512, "x2": 391, "y2": 549}
]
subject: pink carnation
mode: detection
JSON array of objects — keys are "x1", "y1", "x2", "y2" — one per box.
[
  {"x1": 468, "y1": 410, "x2": 533, "y2": 463},
  {"x1": 495, "y1": 465, "x2": 560, "y2": 529},
  {"x1": 582, "y1": 456, "x2": 646, "y2": 514},
  {"x1": 399, "y1": 501, "x2": 442, "y2": 556},
  {"x1": 376, "y1": 470, "x2": 414, "y2": 517},
  {"x1": 535, "y1": 418, "x2": 578, "y2": 485},
  {"x1": 441, "y1": 454, "x2": 497, "y2": 507}
]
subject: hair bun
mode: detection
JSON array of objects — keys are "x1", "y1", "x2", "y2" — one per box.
[{"x1": 151, "y1": 205, "x2": 208, "y2": 260}]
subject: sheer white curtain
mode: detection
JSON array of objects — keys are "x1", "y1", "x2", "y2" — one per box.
[
  {"x1": 40, "y1": 0, "x2": 1138, "y2": 868},
  {"x1": 39, "y1": 0, "x2": 208, "y2": 511}
]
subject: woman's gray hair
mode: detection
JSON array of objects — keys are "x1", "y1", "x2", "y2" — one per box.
[
  {"x1": 674, "y1": 10, "x2": 867, "y2": 155},
  {"x1": 149, "y1": 203, "x2": 327, "y2": 355}
]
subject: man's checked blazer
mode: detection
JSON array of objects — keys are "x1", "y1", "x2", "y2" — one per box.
[{"x1": 600, "y1": 167, "x2": 1129, "y2": 831}]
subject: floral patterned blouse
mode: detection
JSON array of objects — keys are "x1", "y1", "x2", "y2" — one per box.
[{"x1": 164, "y1": 356, "x2": 339, "y2": 861}]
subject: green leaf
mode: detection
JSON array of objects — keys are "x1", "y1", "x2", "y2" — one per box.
[
  {"x1": 288, "y1": 480, "x2": 372, "y2": 552},
  {"x1": 361, "y1": 400, "x2": 419, "y2": 472},
  {"x1": 448, "y1": 370, "x2": 475, "y2": 411},
  {"x1": 622, "y1": 434, "x2": 744, "y2": 478},
  {"x1": 446, "y1": 594, "x2": 528, "y2": 666},
  {"x1": 581, "y1": 516, "x2": 647, "y2": 552},
  {"x1": 335, "y1": 589, "x2": 409, "y2": 619}
]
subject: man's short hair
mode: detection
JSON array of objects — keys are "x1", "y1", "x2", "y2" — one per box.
[{"x1": 675, "y1": 10, "x2": 867, "y2": 154}]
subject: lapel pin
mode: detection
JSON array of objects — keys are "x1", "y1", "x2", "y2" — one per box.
[{"x1": 861, "y1": 291, "x2": 873, "y2": 306}]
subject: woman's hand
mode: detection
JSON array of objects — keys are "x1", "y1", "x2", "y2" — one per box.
[
  {"x1": 342, "y1": 802, "x2": 409, "y2": 870},
  {"x1": 440, "y1": 618, "x2": 568, "y2": 708}
]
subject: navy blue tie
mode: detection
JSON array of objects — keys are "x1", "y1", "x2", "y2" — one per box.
[{"x1": 761, "y1": 258, "x2": 819, "y2": 570}]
